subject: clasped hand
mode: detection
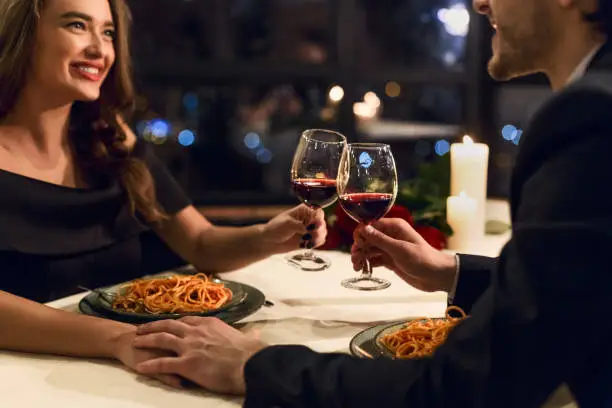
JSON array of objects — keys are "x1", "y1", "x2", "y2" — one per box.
[{"x1": 124, "y1": 317, "x2": 266, "y2": 394}]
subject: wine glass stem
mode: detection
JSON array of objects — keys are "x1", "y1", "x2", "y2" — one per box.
[
  {"x1": 361, "y1": 258, "x2": 373, "y2": 278},
  {"x1": 303, "y1": 249, "x2": 315, "y2": 259}
]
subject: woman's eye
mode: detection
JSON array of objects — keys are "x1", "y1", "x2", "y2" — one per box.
[
  {"x1": 104, "y1": 29, "x2": 115, "y2": 39},
  {"x1": 67, "y1": 21, "x2": 86, "y2": 30}
]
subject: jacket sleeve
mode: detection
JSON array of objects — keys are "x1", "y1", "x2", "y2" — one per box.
[
  {"x1": 241, "y1": 87, "x2": 612, "y2": 408},
  {"x1": 451, "y1": 254, "x2": 497, "y2": 313}
]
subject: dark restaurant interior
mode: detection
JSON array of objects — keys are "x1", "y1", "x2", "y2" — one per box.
[
  {"x1": 119, "y1": 0, "x2": 572, "y2": 277},
  {"x1": 128, "y1": 0, "x2": 552, "y2": 222}
]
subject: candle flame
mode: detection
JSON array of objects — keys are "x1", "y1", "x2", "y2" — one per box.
[{"x1": 462, "y1": 135, "x2": 473, "y2": 144}]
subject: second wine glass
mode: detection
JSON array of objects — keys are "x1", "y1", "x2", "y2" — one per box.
[
  {"x1": 288, "y1": 129, "x2": 347, "y2": 271},
  {"x1": 337, "y1": 143, "x2": 398, "y2": 290}
]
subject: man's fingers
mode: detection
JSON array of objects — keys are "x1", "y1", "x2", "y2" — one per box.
[
  {"x1": 153, "y1": 374, "x2": 184, "y2": 389},
  {"x1": 372, "y1": 218, "x2": 423, "y2": 242},
  {"x1": 361, "y1": 225, "x2": 405, "y2": 254},
  {"x1": 136, "y1": 319, "x2": 191, "y2": 338},
  {"x1": 136, "y1": 356, "x2": 187, "y2": 375},
  {"x1": 179, "y1": 316, "x2": 221, "y2": 327},
  {"x1": 178, "y1": 316, "x2": 205, "y2": 326},
  {"x1": 133, "y1": 332, "x2": 184, "y2": 354}
]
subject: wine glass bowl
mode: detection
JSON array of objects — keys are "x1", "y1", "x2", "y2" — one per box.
[
  {"x1": 338, "y1": 193, "x2": 395, "y2": 225},
  {"x1": 288, "y1": 129, "x2": 347, "y2": 271},
  {"x1": 337, "y1": 143, "x2": 398, "y2": 290},
  {"x1": 291, "y1": 178, "x2": 338, "y2": 209}
]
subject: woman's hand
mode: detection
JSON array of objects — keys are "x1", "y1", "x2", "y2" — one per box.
[
  {"x1": 351, "y1": 218, "x2": 457, "y2": 293},
  {"x1": 261, "y1": 204, "x2": 327, "y2": 254},
  {"x1": 113, "y1": 329, "x2": 184, "y2": 389}
]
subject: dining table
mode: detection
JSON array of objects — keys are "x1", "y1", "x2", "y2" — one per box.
[{"x1": 0, "y1": 200, "x2": 576, "y2": 407}]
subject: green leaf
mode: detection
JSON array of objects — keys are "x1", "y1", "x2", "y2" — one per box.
[{"x1": 485, "y1": 220, "x2": 511, "y2": 235}]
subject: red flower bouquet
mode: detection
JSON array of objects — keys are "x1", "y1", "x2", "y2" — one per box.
[
  {"x1": 319, "y1": 203, "x2": 448, "y2": 251},
  {"x1": 319, "y1": 155, "x2": 453, "y2": 252}
]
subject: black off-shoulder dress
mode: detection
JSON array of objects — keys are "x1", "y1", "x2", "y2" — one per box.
[{"x1": 0, "y1": 140, "x2": 192, "y2": 302}]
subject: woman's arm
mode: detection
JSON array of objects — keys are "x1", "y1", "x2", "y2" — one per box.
[
  {"x1": 0, "y1": 290, "x2": 132, "y2": 358},
  {"x1": 117, "y1": 117, "x2": 326, "y2": 273},
  {"x1": 153, "y1": 205, "x2": 325, "y2": 273}
]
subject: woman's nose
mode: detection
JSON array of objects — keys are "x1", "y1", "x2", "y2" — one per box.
[{"x1": 84, "y1": 42, "x2": 103, "y2": 60}]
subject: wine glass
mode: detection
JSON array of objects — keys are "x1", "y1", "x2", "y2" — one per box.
[
  {"x1": 287, "y1": 129, "x2": 347, "y2": 271},
  {"x1": 337, "y1": 143, "x2": 398, "y2": 290}
]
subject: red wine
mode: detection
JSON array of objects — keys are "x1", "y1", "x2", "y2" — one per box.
[
  {"x1": 292, "y1": 178, "x2": 338, "y2": 208},
  {"x1": 339, "y1": 193, "x2": 394, "y2": 224}
]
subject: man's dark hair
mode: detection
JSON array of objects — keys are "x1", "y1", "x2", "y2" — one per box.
[{"x1": 585, "y1": 0, "x2": 612, "y2": 35}]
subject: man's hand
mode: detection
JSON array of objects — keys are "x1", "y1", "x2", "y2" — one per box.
[
  {"x1": 351, "y1": 218, "x2": 457, "y2": 292},
  {"x1": 113, "y1": 329, "x2": 183, "y2": 388},
  {"x1": 132, "y1": 317, "x2": 267, "y2": 395},
  {"x1": 262, "y1": 204, "x2": 327, "y2": 254}
]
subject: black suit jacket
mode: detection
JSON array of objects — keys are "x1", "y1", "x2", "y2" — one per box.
[{"x1": 242, "y1": 45, "x2": 612, "y2": 407}]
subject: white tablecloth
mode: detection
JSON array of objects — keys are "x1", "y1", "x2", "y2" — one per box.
[{"x1": 0, "y1": 201, "x2": 575, "y2": 407}]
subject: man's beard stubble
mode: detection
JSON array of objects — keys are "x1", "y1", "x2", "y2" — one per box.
[{"x1": 487, "y1": 17, "x2": 552, "y2": 81}]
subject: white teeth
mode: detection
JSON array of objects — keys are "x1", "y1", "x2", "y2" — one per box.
[{"x1": 77, "y1": 66, "x2": 100, "y2": 75}]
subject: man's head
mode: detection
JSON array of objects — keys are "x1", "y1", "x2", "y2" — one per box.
[{"x1": 473, "y1": 0, "x2": 611, "y2": 81}]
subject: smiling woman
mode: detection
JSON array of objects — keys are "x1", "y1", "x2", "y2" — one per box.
[{"x1": 0, "y1": 0, "x2": 327, "y2": 389}]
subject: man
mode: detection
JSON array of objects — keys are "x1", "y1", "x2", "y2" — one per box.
[{"x1": 130, "y1": 0, "x2": 612, "y2": 405}]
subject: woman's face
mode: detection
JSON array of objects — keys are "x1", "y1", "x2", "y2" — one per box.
[{"x1": 30, "y1": 0, "x2": 116, "y2": 103}]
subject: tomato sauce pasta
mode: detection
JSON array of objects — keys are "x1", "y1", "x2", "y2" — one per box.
[
  {"x1": 379, "y1": 306, "x2": 467, "y2": 359},
  {"x1": 112, "y1": 273, "x2": 232, "y2": 314}
]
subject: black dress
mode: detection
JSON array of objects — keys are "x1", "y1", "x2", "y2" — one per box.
[{"x1": 0, "y1": 140, "x2": 192, "y2": 303}]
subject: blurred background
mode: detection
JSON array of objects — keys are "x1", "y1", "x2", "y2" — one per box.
[{"x1": 127, "y1": 0, "x2": 557, "y2": 227}]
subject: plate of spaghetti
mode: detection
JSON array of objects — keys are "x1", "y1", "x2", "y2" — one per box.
[
  {"x1": 88, "y1": 272, "x2": 247, "y2": 320},
  {"x1": 349, "y1": 306, "x2": 468, "y2": 360}
]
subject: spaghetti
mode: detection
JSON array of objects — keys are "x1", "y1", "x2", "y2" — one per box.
[
  {"x1": 112, "y1": 273, "x2": 233, "y2": 314},
  {"x1": 379, "y1": 306, "x2": 467, "y2": 359}
]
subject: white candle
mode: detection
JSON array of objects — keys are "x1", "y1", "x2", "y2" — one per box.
[
  {"x1": 450, "y1": 135, "x2": 489, "y2": 237},
  {"x1": 446, "y1": 192, "x2": 478, "y2": 252}
]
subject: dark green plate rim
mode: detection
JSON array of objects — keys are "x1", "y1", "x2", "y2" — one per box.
[
  {"x1": 349, "y1": 318, "x2": 449, "y2": 359},
  {"x1": 79, "y1": 280, "x2": 265, "y2": 325},
  {"x1": 86, "y1": 274, "x2": 246, "y2": 320},
  {"x1": 349, "y1": 321, "x2": 404, "y2": 359}
]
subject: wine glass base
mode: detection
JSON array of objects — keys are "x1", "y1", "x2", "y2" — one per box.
[
  {"x1": 286, "y1": 252, "x2": 331, "y2": 271},
  {"x1": 341, "y1": 276, "x2": 391, "y2": 291}
]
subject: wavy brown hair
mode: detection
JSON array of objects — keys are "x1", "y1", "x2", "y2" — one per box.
[{"x1": 0, "y1": 0, "x2": 166, "y2": 223}]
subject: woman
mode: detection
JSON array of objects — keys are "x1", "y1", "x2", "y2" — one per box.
[{"x1": 0, "y1": 0, "x2": 326, "y2": 386}]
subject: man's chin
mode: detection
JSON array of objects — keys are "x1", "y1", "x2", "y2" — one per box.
[{"x1": 487, "y1": 58, "x2": 534, "y2": 82}]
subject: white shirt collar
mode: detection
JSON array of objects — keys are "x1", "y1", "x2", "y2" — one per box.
[{"x1": 566, "y1": 45, "x2": 602, "y2": 85}]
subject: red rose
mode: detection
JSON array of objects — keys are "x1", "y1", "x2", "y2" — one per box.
[
  {"x1": 384, "y1": 205, "x2": 414, "y2": 225},
  {"x1": 333, "y1": 203, "x2": 414, "y2": 236},
  {"x1": 415, "y1": 225, "x2": 447, "y2": 250},
  {"x1": 319, "y1": 227, "x2": 344, "y2": 250}
]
